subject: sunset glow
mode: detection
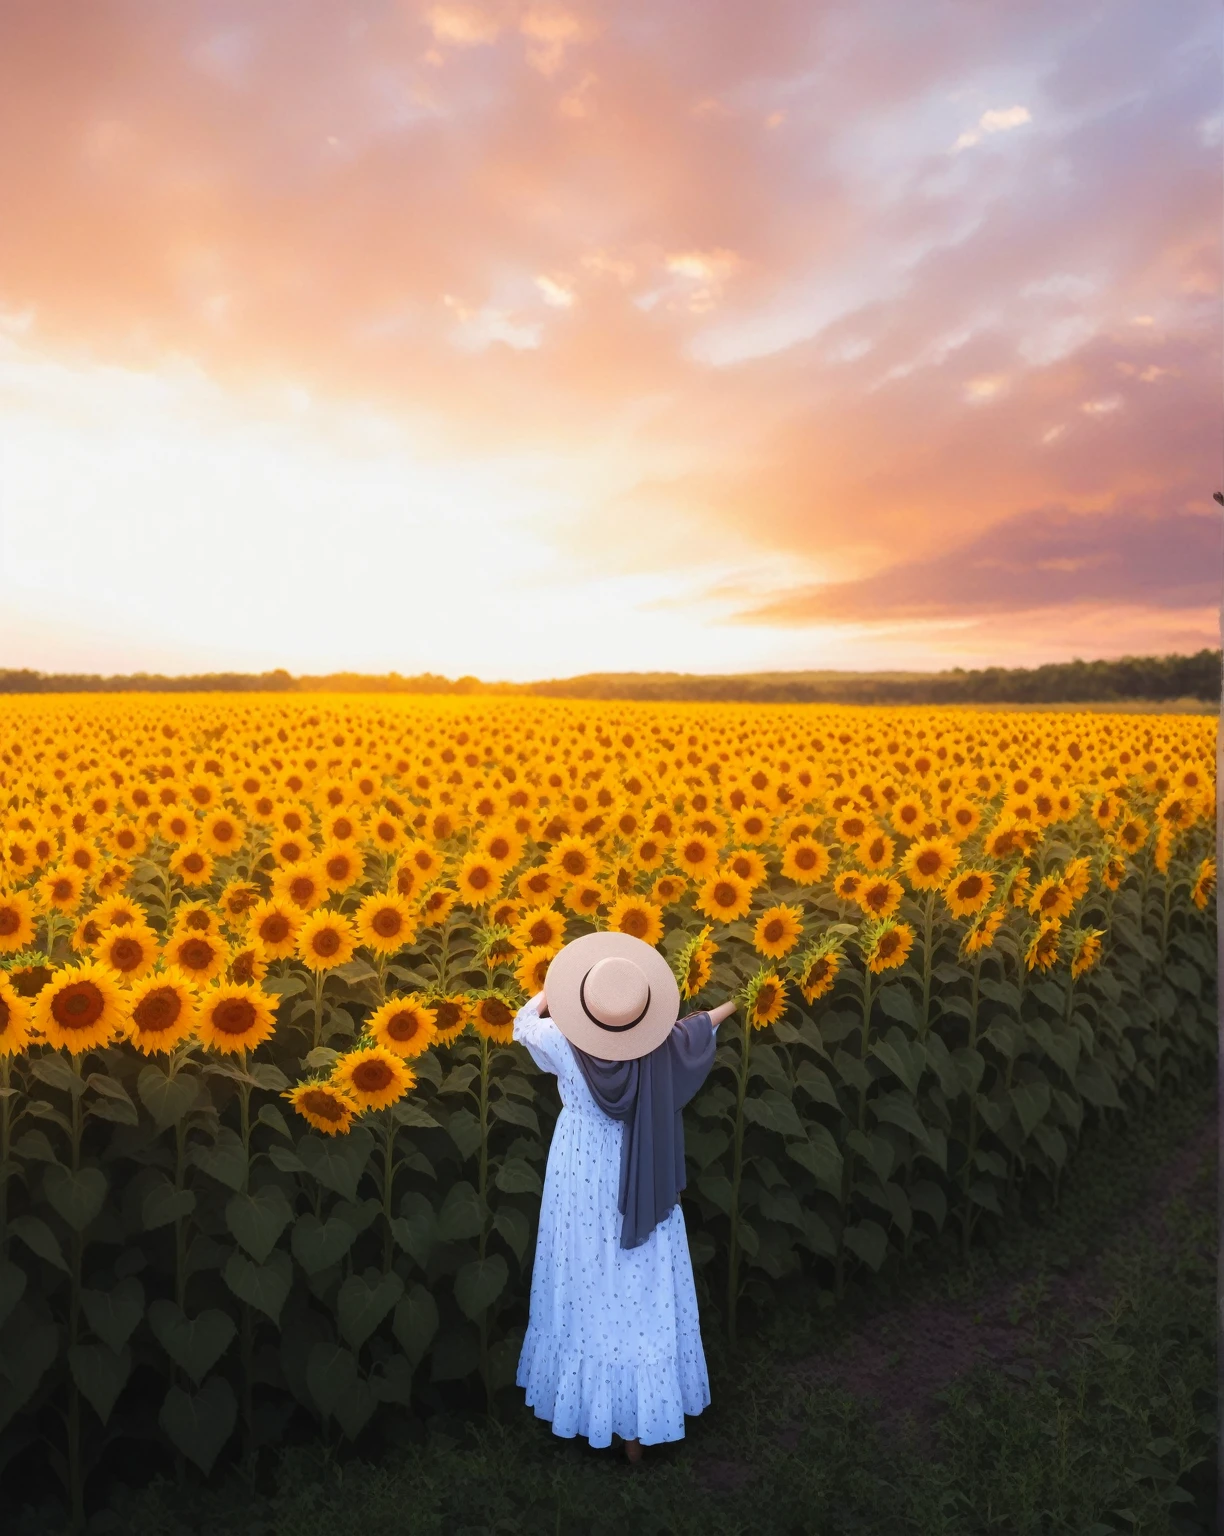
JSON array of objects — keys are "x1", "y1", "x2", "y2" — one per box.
[{"x1": 0, "y1": 0, "x2": 1219, "y2": 678}]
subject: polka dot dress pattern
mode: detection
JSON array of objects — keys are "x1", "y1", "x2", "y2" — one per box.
[{"x1": 513, "y1": 997, "x2": 712, "y2": 1447}]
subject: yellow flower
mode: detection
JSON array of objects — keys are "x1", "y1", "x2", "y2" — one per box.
[
  {"x1": 196, "y1": 982, "x2": 278, "y2": 1055},
  {"x1": 35, "y1": 960, "x2": 130, "y2": 1053},
  {"x1": 429, "y1": 993, "x2": 471, "y2": 1046},
  {"x1": 675, "y1": 925, "x2": 717, "y2": 1000},
  {"x1": 355, "y1": 893, "x2": 417, "y2": 955},
  {"x1": 456, "y1": 850, "x2": 502, "y2": 906},
  {"x1": 900, "y1": 835, "x2": 959, "y2": 891},
  {"x1": 856, "y1": 878, "x2": 904, "y2": 922},
  {"x1": 368, "y1": 995, "x2": 438, "y2": 1058},
  {"x1": 746, "y1": 970, "x2": 786, "y2": 1029},
  {"x1": 943, "y1": 869, "x2": 994, "y2": 920},
  {"x1": 319, "y1": 842, "x2": 362, "y2": 893},
  {"x1": 297, "y1": 910, "x2": 359, "y2": 972},
  {"x1": 944, "y1": 798, "x2": 981, "y2": 842},
  {"x1": 217, "y1": 880, "x2": 262, "y2": 924},
  {"x1": 200, "y1": 810, "x2": 246, "y2": 858},
  {"x1": 0, "y1": 889, "x2": 38, "y2": 954},
  {"x1": 961, "y1": 907, "x2": 1005, "y2": 956},
  {"x1": 863, "y1": 921, "x2": 915, "y2": 974},
  {"x1": 331, "y1": 1046, "x2": 416, "y2": 1111},
  {"x1": 516, "y1": 864, "x2": 559, "y2": 903},
  {"x1": 649, "y1": 873, "x2": 687, "y2": 907},
  {"x1": 419, "y1": 885, "x2": 458, "y2": 927},
  {"x1": 513, "y1": 905, "x2": 566, "y2": 952},
  {"x1": 1069, "y1": 928, "x2": 1105, "y2": 979},
  {"x1": 694, "y1": 870, "x2": 752, "y2": 923},
  {"x1": 1027, "y1": 874, "x2": 1075, "y2": 922},
  {"x1": 1113, "y1": 815, "x2": 1148, "y2": 853},
  {"x1": 246, "y1": 898, "x2": 300, "y2": 959},
  {"x1": 39, "y1": 865, "x2": 86, "y2": 914},
  {"x1": 549, "y1": 835, "x2": 601, "y2": 883},
  {"x1": 514, "y1": 945, "x2": 554, "y2": 995},
  {"x1": 832, "y1": 869, "x2": 865, "y2": 903},
  {"x1": 752, "y1": 904, "x2": 803, "y2": 959},
  {"x1": 860, "y1": 830, "x2": 896, "y2": 871},
  {"x1": 471, "y1": 992, "x2": 516, "y2": 1045},
  {"x1": 1191, "y1": 857, "x2": 1216, "y2": 911},
  {"x1": 1156, "y1": 790, "x2": 1198, "y2": 834},
  {"x1": 1024, "y1": 921, "x2": 1062, "y2": 972},
  {"x1": 723, "y1": 847, "x2": 768, "y2": 889},
  {"x1": 631, "y1": 834, "x2": 667, "y2": 872},
  {"x1": 285, "y1": 1080, "x2": 359, "y2": 1136},
  {"x1": 606, "y1": 895, "x2": 664, "y2": 946},
  {"x1": 781, "y1": 838, "x2": 831, "y2": 886},
  {"x1": 479, "y1": 823, "x2": 524, "y2": 868},
  {"x1": 272, "y1": 860, "x2": 328, "y2": 913},
  {"x1": 0, "y1": 972, "x2": 34, "y2": 1057},
  {"x1": 95, "y1": 921, "x2": 161, "y2": 983},
  {"x1": 732, "y1": 808, "x2": 772, "y2": 845},
  {"x1": 170, "y1": 843, "x2": 215, "y2": 891},
  {"x1": 1102, "y1": 854, "x2": 1127, "y2": 891},
  {"x1": 126, "y1": 968, "x2": 200, "y2": 1055}
]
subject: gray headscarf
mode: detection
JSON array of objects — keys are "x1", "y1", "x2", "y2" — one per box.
[{"x1": 569, "y1": 1011, "x2": 716, "y2": 1250}]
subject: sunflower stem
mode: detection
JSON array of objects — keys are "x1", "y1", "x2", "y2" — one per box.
[
  {"x1": 959, "y1": 954, "x2": 982, "y2": 1263},
  {"x1": 67, "y1": 1051, "x2": 85, "y2": 1534},
  {"x1": 920, "y1": 889, "x2": 935, "y2": 1039},
  {"x1": 311, "y1": 969, "x2": 325, "y2": 1052},
  {"x1": 477, "y1": 1032, "x2": 493, "y2": 1411},
  {"x1": 381, "y1": 1112, "x2": 398, "y2": 1275},
  {"x1": 726, "y1": 1007, "x2": 751, "y2": 1351}
]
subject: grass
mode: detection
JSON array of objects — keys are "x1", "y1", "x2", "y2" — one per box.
[{"x1": 22, "y1": 1082, "x2": 1219, "y2": 1536}]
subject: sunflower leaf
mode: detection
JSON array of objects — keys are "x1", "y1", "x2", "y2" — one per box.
[{"x1": 159, "y1": 1378, "x2": 237, "y2": 1474}]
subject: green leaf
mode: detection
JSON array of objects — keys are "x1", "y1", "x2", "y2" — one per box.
[
  {"x1": 794, "y1": 1061, "x2": 841, "y2": 1112},
  {"x1": 1032, "y1": 1122, "x2": 1068, "y2": 1169},
  {"x1": 444, "y1": 1107, "x2": 483, "y2": 1160},
  {"x1": 247, "y1": 1062, "x2": 291, "y2": 1092},
  {"x1": 307, "y1": 1342, "x2": 358, "y2": 1419},
  {"x1": 1030, "y1": 1021, "x2": 1081, "y2": 1078},
  {"x1": 909, "y1": 1178, "x2": 947, "y2": 1230},
  {"x1": 437, "y1": 1181, "x2": 483, "y2": 1241},
  {"x1": 842, "y1": 1219, "x2": 889, "y2": 1272},
  {"x1": 148, "y1": 1301, "x2": 236, "y2": 1385},
  {"x1": 492, "y1": 1206, "x2": 531, "y2": 1264},
  {"x1": 741, "y1": 1090, "x2": 805, "y2": 1139},
  {"x1": 226, "y1": 1185, "x2": 294, "y2": 1265},
  {"x1": 159, "y1": 1378, "x2": 237, "y2": 1474},
  {"x1": 0, "y1": 1319, "x2": 57, "y2": 1429},
  {"x1": 137, "y1": 1064, "x2": 200, "y2": 1128},
  {"x1": 142, "y1": 1182, "x2": 196, "y2": 1230},
  {"x1": 223, "y1": 1250, "x2": 292, "y2": 1324},
  {"x1": 390, "y1": 1192, "x2": 436, "y2": 1266},
  {"x1": 784, "y1": 1125, "x2": 843, "y2": 1193},
  {"x1": 952, "y1": 1047, "x2": 986, "y2": 1097},
  {"x1": 86, "y1": 1072, "x2": 134, "y2": 1106},
  {"x1": 68, "y1": 1343, "x2": 131, "y2": 1425},
  {"x1": 257, "y1": 1104, "x2": 293, "y2": 1139},
  {"x1": 43, "y1": 1165, "x2": 107, "y2": 1232},
  {"x1": 335, "y1": 1376, "x2": 377, "y2": 1441},
  {"x1": 455, "y1": 1255, "x2": 508, "y2": 1320},
  {"x1": 0, "y1": 1259, "x2": 26, "y2": 1329},
  {"x1": 980, "y1": 977, "x2": 1021, "y2": 1011},
  {"x1": 268, "y1": 1145, "x2": 306, "y2": 1174},
  {"x1": 439, "y1": 1064, "x2": 478, "y2": 1096},
  {"x1": 12, "y1": 1129, "x2": 60, "y2": 1164},
  {"x1": 30, "y1": 1056, "x2": 85, "y2": 1097},
  {"x1": 292, "y1": 1213, "x2": 357, "y2": 1275},
  {"x1": 490, "y1": 1096, "x2": 540, "y2": 1133},
  {"x1": 80, "y1": 1279, "x2": 144, "y2": 1354},
  {"x1": 338, "y1": 1271, "x2": 404, "y2": 1351},
  {"x1": 968, "y1": 1178, "x2": 1002, "y2": 1215},
  {"x1": 190, "y1": 1127, "x2": 249, "y2": 1192},
  {"x1": 390, "y1": 1099, "x2": 440, "y2": 1130},
  {"x1": 297, "y1": 1128, "x2": 373, "y2": 1203},
  {"x1": 1009, "y1": 1081, "x2": 1052, "y2": 1139},
  {"x1": 870, "y1": 1091, "x2": 931, "y2": 1147},
  {"x1": 876, "y1": 984, "x2": 918, "y2": 1029},
  {"x1": 696, "y1": 1172, "x2": 733, "y2": 1215},
  {"x1": 393, "y1": 1285, "x2": 439, "y2": 1367},
  {"x1": 831, "y1": 1048, "x2": 871, "y2": 1095},
  {"x1": 333, "y1": 957, "x2": 378, "y2": 984},
  {"x1": 1076, "y1": 1059, "x2": 1123, "y2": 1110},
  {"x1": 870, "y1": 1027, "x2": 926, "y2": 1095},
  {"x1": 494, "y1": 1157, "x2": 542, "y2": 1197},
  {"x1": 9, "y1": 1214, "x2": 68, "y2": 1272}
]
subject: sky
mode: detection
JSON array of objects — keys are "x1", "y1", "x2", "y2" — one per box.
[{"x1": 0, "y1": 0, "x2": 1219, "y2": 682}]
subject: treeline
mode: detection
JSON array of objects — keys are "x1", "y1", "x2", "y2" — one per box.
[{"x1": 0, "y1": 650, "x2": 1218, "y2": 705}]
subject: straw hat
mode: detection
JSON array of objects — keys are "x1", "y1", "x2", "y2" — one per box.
[{"x1": 544, "y1": 931, "x2": 680, "y2": 1061}]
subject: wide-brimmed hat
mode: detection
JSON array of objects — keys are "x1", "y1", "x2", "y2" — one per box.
[{"x1": 544, "y1": 931, "x2": 680, "y2": 1061}]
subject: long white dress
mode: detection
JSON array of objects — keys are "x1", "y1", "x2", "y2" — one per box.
[{"x1": 513, "y1": 996, "x2": 712, "y2": 1447}]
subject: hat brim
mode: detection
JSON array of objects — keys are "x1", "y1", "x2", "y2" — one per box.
[{"x1": 545, "y1": 931, "x2": 680, "y2": 1062}]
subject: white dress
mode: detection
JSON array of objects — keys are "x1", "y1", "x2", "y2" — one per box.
[{"x1": 513, "y1": 997, "x2": 712, "y2": 1447}]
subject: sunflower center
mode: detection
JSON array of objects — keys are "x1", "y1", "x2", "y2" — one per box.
[
  {"x1": 333, "y1": 817, "x2": 354, "y2": 839},
  {"x1": 10, "y1": 965, "x2": 53, "y2": 996},
  {"x1": 289, "y1": 877, "x2": 315, "y2": 904},
  {"x1": 372, "y1": 908, "x2": 403, "y2": 938},
  {"x1": 916, "y1": 850, "x2": 942, "y2": 875},
  {"x1": 434, "y1": 1001, "x2": 461, "y2": 1031},
  {"x1": 467, "y1": 865, "x2": 491, "y2": 890},
  {"x1": 713, "y1": 881, "x2": 737, "y2": 908},
  {"x1": 182, "y1": 852, "x2": 206, "y2": 874},
  {"x1": 109, "y1": 936, "x2": 144, "y2": 971},
  {"x1": 353, "y1": 1060, "x2": 393, "y2": 1092},
  {"x1": 481, "y1": 998, "x2": 513, "y2": 1026},
  {"x1": 133, "y1": 988, "x2": 182, "y2": 1033},
  {"x1": 957, "y1": 875, "x2": 983, "y2": 900},
  {"x1": 116, "y1": 828, "x2": 137, "y2": 849},
  {"x1": 301, "y1": 1088, "x2": 346, "y2": 1122},
  {"x1": 52, "y1": 981, "x2": 105, "y2": 1029},
  {"x1": 756, "y1": 983, "x2": 777, "y2": 1012},
  {"x1": 0, "y1": 997, "x2": 9, "y2": 1032},
  {"x1": 312, "y1": 928, "x2": 342, "y2": 957},
  {"x1": 71, "y1": 849, "x2": 91, "y2": 870},
  {"x1": 0, "y1": 907, "x2": 21, "y2": 936},
  {"x1": 795, "y1": 848, "x2": 816, "y2": 870},
  {"x1": 52, "y1": 879, "x2": 74, "y2": 901},
  {"x1": 488, "y1": 838, "x2": 510, "y2": 861},
  {"x1": 213, "y1": 821, "x2": 236, "y2": 843},
  {"x1": 179, "y1": 938, "x2": 215, "y2": 970},
  {"x1": 213, "y1": 997, "x2": 257, "y2": 1034},
  {"x1": 561, "y1": 851, "x2": 586, "y2": 876},
  {"x1": 763, "y1": 919, "x2": 784, "y2": 943},
  {"x1": 385, "y1": 1010, "x2": 419, "y2": 1041},
  {"x1": 259, "y1": 913, "x2": 290, "y2": 944},
  {"x1": 620, "y1": 909, "x2": 649, "y2": 938},
  {"x1": 877, "y1": 932, "x2": 900, "y2": 959}
]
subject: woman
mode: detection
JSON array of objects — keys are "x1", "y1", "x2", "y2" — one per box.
[{"x1": 512, "y1": 930, "x2": 736, "y2": 1463}]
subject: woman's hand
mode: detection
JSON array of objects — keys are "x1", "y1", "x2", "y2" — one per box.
[
  {"x1": 708, "y1": 998, "x2": 737, "y2": 1028},
  {"x1": 530, "y1": 987, "x2": 550, "y2": 1018}
]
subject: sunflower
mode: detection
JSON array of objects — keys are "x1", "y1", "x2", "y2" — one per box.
[
  {"x1": 695, "y1": 870, "x2": 752, "y2": 923},
  {"x1": 650, "y1": 874, "x2": 687, "y2": 907},
  {"x1": 856, "y1": 877, "x2": 904, "y2": 922},
  {"x1": 513, "y1": 905, "x2": 566, "y2": 952},
  {"x1": 285, "y1": 1080, "x2": 359, "y2": 1136},
  {"x1": 321, "y1": 808, "x2": 362, "y2": 844},
  {"x1": 367, "y1": 994, "x2": 438, "y2": 1058},
  {"x1": 316, "y1": 843, "x2": 360, "y2": 894},
  {"x1": 1113, "y1": 815, "x2": 1149, "y2": 853},
  {"x1": 429, "y1": 993, "x2": 471, "y2": 1046},
  {"x1": 170, "y1": 843, "x2": 215, "y2": 891},
  {"x1": 71, "y1": 911, "x2": 106, "y2": 953},
  {"x1": 746, "y1": 970, "x2": 786, "y2": 1030},
  {"x1": 900, "y1": 835, "x2": 959, "y2": 891},
  {"x1": 163, "y1": 928, "x2": 228, "y2": 984},
  {"x1": 169, "y1": 900, "x2": 219, "y2": 939},
  {"x1": 1062, "y1": 856, "x2": 1091, "y2": 904},
  {"x1": 246, "y1": 898, "x2": 300, "y2": 959},
  {"x1": 632, "y1": 835, "x2": 667, "y2": 872},
  {"x1": 862, "y1": 920, "x2": 915, "y2": 974},
  {"x1": 470, "y1": 992, "x2": 516, "y2": 1045},
  {"x1": 1028, "y1": 875, "x2": 1074, "y2": 922},
  {"x1": 890, "y1": 797, "x2": 925, "y2": 837},
  {"x1": 297, "y1": 910, "x2": 358, "y2": 972},
  {"x1": 777, "y1": 815, "x2": 819, "y2": 845},
  {"x1": 835, "y1": 810, "x2": 874, "y2": 848},
  {"x1": 944, "y1": 798, "x2": 981, "y2": 842},
  {"x1": 273, "y1": 801, "x2": 310, "y2": 837},
  {"x1": 40, "y1": 865, "x2": 86, "y2": 914},
  {"x1": 795, "y1": 940, "x2": 841, "y2": 1004},
  {"x1": 35, "y1": 960, "x2": 130, "y2": 1052},
  {"x1": 196, "y1": 981, "x2": 278, "y2": 1055},
  {"x1": 1091, "y1": 793, "x2": 1120, "y2": 829},
  {"x1": 228, "y1": 943, "x2": 269, "y2": 987},
  {"x1": 489, "y1": 897, "x2": 521, "y2": 930},
  {"x1": 732, "y1": 808, "x2": 772, "y2": 846},
  {"x1": 456, "y1": 851, "x2": 501, "y2": 907},
  {"x1": 752, "y1": 904, "x2": 803, "y2": 959},
  {"x1": 0, "y1": 972, "x2": 33, "y2": 1056},
  {"x1": 1187, "y1": 855, "x2": 1215, "y2": 911},
  {"x1": 859, "y1": 831, "x2": 896, "y2": 871},
  {"x1": 1069, "y1": 928, "x2": 1105, "y2": 979},
  {"x1": 272, "y1": 861, "x2": 327, "y2": 913},
  {"x1": 126, "y1": 968, "x2": 199, "y2": 1055},
  {"x1": 781, "y1": 838, "x2": 831, "y2": 886},
  {"x1": 1156, "y1": 790, "x2": 1198, "y2": 834},
  {"x1": 1024, "y1": 921, "x2": 1062, "y2": 973},
  {"x1": 606, "y1": 895, "x2": 664, "y2": 946},
  {"x1": 724, "y1": 847, "x2": 768, "y2": 889},
  {"x1": 161, "y1": 810, "x2": 196, "y2": 846},
  {"x1": 674, "y1": 925, "x2": 717, "y2": 1000},
  {"x1": 0, "y1": 889, "x2": 38, "y2": 954},
  {"x1": 217, "y1": 880, "x2": 261, "y2": 925},
  {"x1": 61, "y1": 837, "x2": 101, "y2": 879},
  {"x1": 832, "y1": 869, "x2": 865, "y2": 903},
  {"x1": 544, "y1": 835, "x2": 596, "y2": 884},
  {"x1": 354, "y1": 893, "x2": 416, "y2": 955},
  {"x1": 95, "y1": 921, "x2": 160, "y2": 983},
  {"x1": 961, "y1": 906, "x2": 1005, "y2": 956},
  {"x1": 479, "y1": 823, "x2": 524, "y2": 869},
  {"x1": 1101, "y1": 854, "x2": 1127, "y2": 891},
  {"x1": 200, "y1": 811, "x2": 245, "y2": 859},
  {"x1": 943, "y1": 869, "x2": 995, "y2": 919},
  {"x1": 420, "y1": 885, "x2": 459, "y2": 928},
  {"x1": 104, "y1": 821, "x2": 149, "y2": 859},
  {"x1": 514, "y1": 945, "x2": 554, "y2": 995},
  {"x1": 399, "y1": 845, "x2": 439, "y2": 887},
  {"x1": 673, "y1": 832, "x2": 718, "y2": 879},
  {"x1": 329, "y1": 1045, "x2": 415, "y2": 1110},
  {"x1": 516, "y1": 864, "x2": 558, "y2": 903}
]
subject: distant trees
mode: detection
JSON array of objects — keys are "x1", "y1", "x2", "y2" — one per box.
[{"x1": 0, "y1": 650, "x2": 1218, "y2": 704}]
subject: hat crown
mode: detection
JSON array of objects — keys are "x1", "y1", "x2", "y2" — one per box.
[{"x1": 583, "y1": 955, "x2": 649, "y2": 1028}]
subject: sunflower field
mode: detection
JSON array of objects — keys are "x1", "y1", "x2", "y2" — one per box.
[{"x1": 0, "y1": 694, "x2": 1215, "y2": 1520}]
